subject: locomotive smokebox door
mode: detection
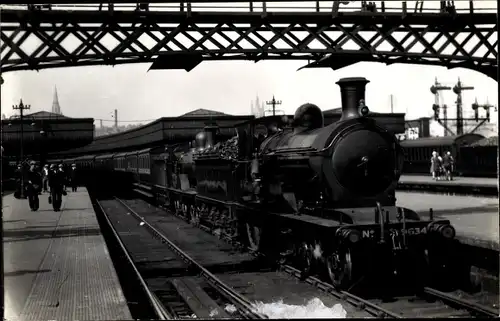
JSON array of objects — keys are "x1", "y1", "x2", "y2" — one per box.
[{"x1": 331, "y1": 129, "x2": 397, "y2": 197}]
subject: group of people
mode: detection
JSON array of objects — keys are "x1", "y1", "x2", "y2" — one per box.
[
  {"x1": 15, "y1": 161, "x2": 78, "y2": 212},
  {"x1": 430, "y1": 151, "x2": 454, "y2": 181}
]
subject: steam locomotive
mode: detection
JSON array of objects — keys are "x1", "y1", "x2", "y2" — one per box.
[{"x1": 53, "y1": 77, "x2": 458, "y2": 290}]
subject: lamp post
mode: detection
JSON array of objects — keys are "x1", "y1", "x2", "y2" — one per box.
[{"x1": 11, "y1": 99, "x2": 31, "y2": 198}]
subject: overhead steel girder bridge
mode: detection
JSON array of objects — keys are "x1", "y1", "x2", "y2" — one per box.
[{"x1": 0, "y1": 1, "x2": 497, "y2": 79}]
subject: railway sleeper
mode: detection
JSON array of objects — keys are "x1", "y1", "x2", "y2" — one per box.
[{"x1": 170, "y1": 278, "x2": 231, "y2": 319}]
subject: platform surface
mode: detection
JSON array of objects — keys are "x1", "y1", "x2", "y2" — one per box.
[
  {"x1": 2, "y1": 188, "x2": 132, "y2": 321},
  {"x1": 396, "y1": 192, "x2": 499, "y2": 251},
  {"x1": 399, "y1": 175, "x2": 498, "y2": 188}
]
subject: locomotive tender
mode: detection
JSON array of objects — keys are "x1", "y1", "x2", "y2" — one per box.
[{"x1": 55, "y1": 77, "x2": 458, "y2": 290}]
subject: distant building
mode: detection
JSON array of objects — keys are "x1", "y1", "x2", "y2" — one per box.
[
  {"x1": 179, "y1": 108, "x2": 230, "y2": 118},
  {"x1": 94, "y1": 109, "x2": 233, "y2": 137},
  {"x1": 94, "y1": 123, "x2": 144, "y2": 137},
  {"x1": 51, "y1": 86, "x2": 62, "y2": 115},
  {"x1": 1, "y1": 110, "x2": 94, "y2": 162},
  {"x1": 250, "y1": 96, "x2": 265, "y2": 118},
  {"x1": 404, "y1": 116, "x2": 498, "y2": 139}
]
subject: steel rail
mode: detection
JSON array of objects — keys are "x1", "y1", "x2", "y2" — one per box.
[
  {"x1": 423, "y1": 287, "x2": 499, "y2": 318},
  {"x1": 114, "y1": 197, "x2": 267, "y2": 319},
  {"x1": 94, "y1": 198, "x2": 173, "y2": 320}
]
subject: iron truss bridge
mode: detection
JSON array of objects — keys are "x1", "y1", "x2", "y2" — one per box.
[{"x1": 0, "y1": 1, "x2": 497, "y2": 79}]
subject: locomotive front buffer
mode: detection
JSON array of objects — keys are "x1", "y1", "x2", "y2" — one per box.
[{"x1": 324, "y1": 204, "x2": 457, "y2": 291}]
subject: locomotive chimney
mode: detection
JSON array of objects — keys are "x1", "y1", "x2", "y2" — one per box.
[
  {"x1": 336, "y1": 77, "x2": 370, "y2": 121},
  {"x1": 204, "y1": 124, "x2": 219, "y2": 149}
]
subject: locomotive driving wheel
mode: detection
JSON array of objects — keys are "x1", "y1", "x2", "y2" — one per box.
[
  {"x1": 296, "y1": 242, "x2": 313, "y2": 277},
  {"x1": 246, "y1": 222, "x2": 262, "y2": 251},
  {"x1": 326, "y1": 249, "x2": 354, "y2": 290}
]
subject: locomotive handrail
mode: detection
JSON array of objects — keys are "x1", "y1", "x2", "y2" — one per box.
[{"x1": 267, "y1": 147, "x2": 317, "y2": 155}]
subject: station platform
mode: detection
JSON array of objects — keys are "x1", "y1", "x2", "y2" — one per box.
[
  {"x1": 2, "y1": 187, "x2": 132, "y2": 321},
  {"x1": 398, "y1": 175, "x2": 498, "y2": 196},
  {"x1": 396, "y1": 192, "x2": 499, "y2": 251}
]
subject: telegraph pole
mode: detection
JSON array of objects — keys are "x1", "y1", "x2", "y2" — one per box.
[
  {"x1": 12, "y1": 99, "x2": 31, "y2": 198},
  {"x1": 453, "y1": 78, "x2": 474, "y2": 135},
  {"x1": 265, "y1": 95, "x2": 282, "y2": 116}
]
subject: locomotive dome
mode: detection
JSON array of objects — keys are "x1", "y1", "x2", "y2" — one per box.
[
  {"x1": 293, "y1": 103, "x2": 324, "y2": 130},
  {"x1": 195, "y1": 131, "x2": 207, "y2": 149}
]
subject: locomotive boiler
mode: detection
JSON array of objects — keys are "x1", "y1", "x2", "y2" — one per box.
[{"x1": 255, "y1": 78, "x2": 405, "y2": 212}]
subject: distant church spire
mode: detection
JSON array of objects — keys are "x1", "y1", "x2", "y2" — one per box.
[{"x1": 52, "y1": 86, "x2": 62, "y2": 115}]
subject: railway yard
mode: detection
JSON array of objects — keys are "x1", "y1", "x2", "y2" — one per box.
[{"x1": 3, "y1": 185, "x2": 498, "y2": 319}]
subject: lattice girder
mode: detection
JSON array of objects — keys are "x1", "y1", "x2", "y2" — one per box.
[{"x1": 0, "y1": 9, "x2": 497, "y2": 78}]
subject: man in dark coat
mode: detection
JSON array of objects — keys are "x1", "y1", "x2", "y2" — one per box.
[
  {"x1": 14, "y1": 164, "x2": 23, "y2": 199},
  {"x1": 69, "y1": 164, "x2": 78, "y2": 192},
  {"x1": 48, "y1": 164, "x2": 64, "y2": 211},
  {"x1": 442, "y1": 151, "x2": 454, "y2": 181},
  {"x1": 26, "y1": 161, "x2": 42, "y2": 211}
]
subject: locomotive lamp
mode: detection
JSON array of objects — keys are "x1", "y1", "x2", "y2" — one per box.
[{"x1": 358, "y1": 99, "x2": 370, "y2": 116}]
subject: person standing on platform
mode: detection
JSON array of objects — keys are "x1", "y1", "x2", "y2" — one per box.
[
  {"x1": 42, "y1": 164, "x2": 50, "y2": 193},
  {"x1": 430, "y1": 151, "x2": 442, "y2": 180},
  {"x1": 26, "y1": 161, "x2": 42, "y2": 211},
  {"x1": 442, "y1": 151, "x2": 454, "y2": 181},
  {"x1": 437, "y1": 154, "x2": 444, "y2": 180},
  {"x1": 14, "y1": 164, "x2": 23, "y2": 199},
  {"x1": 49, "y1": 164, "x2": 64, "y2": 211},
  {"x1": 69, "y1": 163, "x2": 78, "y2": 192},
  {"x1": 58, "y1": 163, "x2": 68, "y2": 192}
]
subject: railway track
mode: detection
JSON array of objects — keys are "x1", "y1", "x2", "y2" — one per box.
[
  {"x1": 96, "y1": 196, "x2": 265, "y2": 319},
  {"x1": 125, "y1": 192, "x2": 499, "y2": 318},
  {"x1": 116, "y1": 197, "x2": 378, "y2": 318}
]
